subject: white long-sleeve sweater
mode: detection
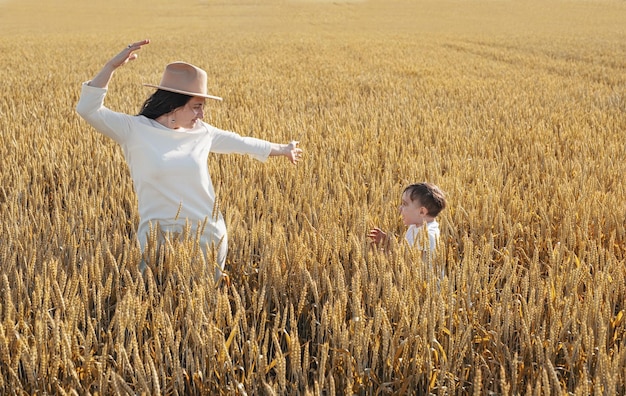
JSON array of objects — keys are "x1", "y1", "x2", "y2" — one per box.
[
  {"x1": 404, "y1": 220, "x2": 440, "y2": 251},
  {"x1": 76, "y1": 83, "x2": 271, "y2": 249}
]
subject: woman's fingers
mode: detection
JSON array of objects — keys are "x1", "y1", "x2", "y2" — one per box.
[
  {"x1": 293, "y1": 149, "x2": 303, "y2": 162},
  {"x1": 288, "y1": 141, "x2": 302, "y2": 164},
  {"x1": 126, "y1": 39, "x2": 150, "y2": 52},
  {"x1": 111, "y1": 39, "x2": 150, "y2": 68}
]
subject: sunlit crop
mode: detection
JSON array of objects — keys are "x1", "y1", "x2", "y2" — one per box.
[{"x1": 0, "y1": 0, "x2": 625, "y2": 394}]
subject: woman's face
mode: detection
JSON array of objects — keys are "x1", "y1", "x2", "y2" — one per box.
[{"x1": 172, "y1": 96, "x2": 206, "y2": 129}]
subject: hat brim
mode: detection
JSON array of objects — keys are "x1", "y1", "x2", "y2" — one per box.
[{"x1": 143, "y1": 83, "x2": 223, "y2": 101}]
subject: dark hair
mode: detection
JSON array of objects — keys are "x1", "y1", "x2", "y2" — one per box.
[
  {"x1": 404, "y1": 182, "x2": 447, "y2": 217},
  {"x1": 139, "y1": 89, "x2": 193, "y2": 119}
]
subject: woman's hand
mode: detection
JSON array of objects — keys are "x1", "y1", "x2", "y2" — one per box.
[
  {"x1": 106, "y1": 39, "x2": 151, "y2": 69},
  {"x1": 285, "y1": 141, "x2": 303, "y2": 164},
  {"x1": 88, "y1": 39, "x2": 150, "y2": 89},
  {"x1": 271, "y1": 141, "x2": 303, "y2": 164}
]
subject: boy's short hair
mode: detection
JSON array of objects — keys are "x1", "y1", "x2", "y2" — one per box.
[{"x1": 404, "y1": 182, "x2": 447, "y2": 217}]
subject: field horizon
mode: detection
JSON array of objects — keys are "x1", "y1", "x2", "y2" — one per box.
[{"x1": 1, "y1": 0, "x2": 625, "y2": 394}]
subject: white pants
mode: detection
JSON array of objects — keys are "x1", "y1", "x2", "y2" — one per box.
[{"x1": 138, "y1": 223, "x2": 227, "y2": 281}]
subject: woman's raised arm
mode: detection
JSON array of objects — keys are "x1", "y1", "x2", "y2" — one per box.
[{"x1": 88, "y1": 39, "x2": 150, "y2": 89}]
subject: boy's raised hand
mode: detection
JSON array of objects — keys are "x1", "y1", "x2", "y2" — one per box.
[{"x1": 367, "y1": 227, "x2": 387, "y2": 246}]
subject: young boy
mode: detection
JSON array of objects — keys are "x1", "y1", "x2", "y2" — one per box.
[{"x1": 368, "y1": 182, "x2": 447, "y2": 252}]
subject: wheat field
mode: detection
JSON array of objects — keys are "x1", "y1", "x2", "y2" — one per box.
[{"x1": 0, "y1": 0, "x2": 625, "y2": 394}]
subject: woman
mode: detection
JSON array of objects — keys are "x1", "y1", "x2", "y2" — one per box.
[{"x1": 76, "y1": 39, "x2": 303, "y2": 279}]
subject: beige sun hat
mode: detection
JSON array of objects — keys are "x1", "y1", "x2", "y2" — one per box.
[{"x1": 143, "y1": 61, "x2": 222, "y2": 101}]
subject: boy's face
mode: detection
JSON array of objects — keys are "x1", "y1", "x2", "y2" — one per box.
[{"x1": 398, "y1": 191, "x2": 427, "y2": 227}]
